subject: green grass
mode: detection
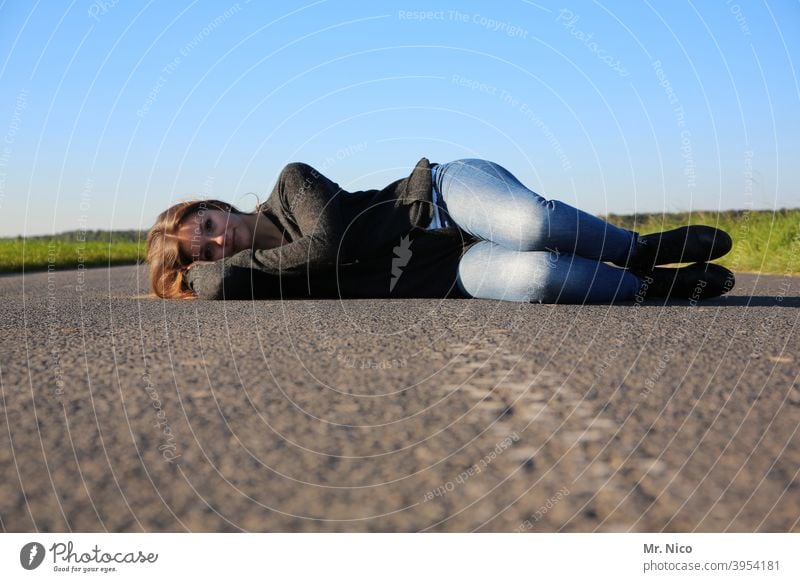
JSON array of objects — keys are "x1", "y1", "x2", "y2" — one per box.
[
  {"x1": 0, "y1": 239, "x2": 146, "y2": 274},
  {"x1": 1, "y1": 210, "x2": 798, "y2": 275},
  {"x1": 601, "y1": 208, "x2": 800, "y2": 275}
]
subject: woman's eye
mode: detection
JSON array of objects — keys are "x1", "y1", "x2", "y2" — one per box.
[{"x1": 205, "y1": 218, "x2": 212, "y2": 231}]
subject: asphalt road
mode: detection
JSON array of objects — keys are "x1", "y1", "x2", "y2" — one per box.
[{"x1": 1, "y1": 264, "x2": 798, "y2": 532}]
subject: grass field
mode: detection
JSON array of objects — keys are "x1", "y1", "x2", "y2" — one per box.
[
  {"x1": 0, "y1": 239, "x2": 146, "y2": 274},
  {"x1": 601, "y1": 208, "x2": 800, "y2": 275},
  {"x1": 1, "y1": 209, "x2": 798, "y2": 275}
]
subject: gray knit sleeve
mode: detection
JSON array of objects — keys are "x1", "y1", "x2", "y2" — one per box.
[
  {"x1": 271, "y1": 162, "x2": 354, "y2": 263},
  {"x1": 184, "y1": 249, "x2": 337, "y2": 300},
  {"x1": 183, "y1": 260, "x2": 247, "y2": 300},
  {"x1": 183, "y1": 258, "x2": 285, "y2": 300},
  {"x1": 183, "y1": 162, "x2": 358, "y2": 299}
]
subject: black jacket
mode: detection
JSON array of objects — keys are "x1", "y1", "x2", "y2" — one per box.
[{"x1": 183, "y1": 157, "x2": 480, "y2": 300}]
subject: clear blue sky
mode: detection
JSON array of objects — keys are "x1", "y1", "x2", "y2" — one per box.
[{"x1": 0, "y1": 0, "x2": 798, "y2": 236}]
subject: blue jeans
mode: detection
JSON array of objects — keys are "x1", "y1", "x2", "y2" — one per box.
[{"x1": 431, "y1": 158, "x2": 644, "y2": 303}]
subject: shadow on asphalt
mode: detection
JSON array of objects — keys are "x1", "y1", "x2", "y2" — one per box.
[{"x1": 625, "y1": 296, "x2": 800, "y2": 307}]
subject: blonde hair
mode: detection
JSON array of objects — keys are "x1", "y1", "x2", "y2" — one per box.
[{"x1": 145, "y1": 199, "x2": 249, "y2": 299}]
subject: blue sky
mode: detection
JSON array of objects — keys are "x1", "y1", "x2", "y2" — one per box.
[{"x1": 0, "y1": 0, "x2": 798, "y2": 236}]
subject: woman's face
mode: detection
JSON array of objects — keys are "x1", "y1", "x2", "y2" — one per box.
[{"x1": 176, "y1": 208, "x2": 250, "y2": 263}]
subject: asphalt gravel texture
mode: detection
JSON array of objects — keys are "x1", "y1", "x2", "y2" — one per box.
[{"x1": 1, "y1": 264, "x2": 798, "y2": 532}]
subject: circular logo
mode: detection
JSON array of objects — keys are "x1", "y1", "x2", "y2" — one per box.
[{"x1": 20, "y1": 542, "x2": 45, "y2": 570}]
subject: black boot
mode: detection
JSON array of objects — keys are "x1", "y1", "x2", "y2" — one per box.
[
  {"x1": 632, "y1": 262, "x2": 736, "y2": 300},
  {"x1": 620, "y1": 225, "x2": 733, "y2": 271}
]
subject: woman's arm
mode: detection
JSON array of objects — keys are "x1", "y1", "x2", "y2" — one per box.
[
  {"x1": 184, "y1": 161, "x2": 358, "y2": 299},
  {"x1": 184, "y1": 253, "x2": 332, "y2": 300},
  {"x1": 184, "y1": 236, "x2": 350, "y2": 299},
  {"x1": 272, "y1": 161, "x2": 354, "y2": 258}
]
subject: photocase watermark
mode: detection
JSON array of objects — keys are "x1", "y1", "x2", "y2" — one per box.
[
  {"x1": 747, "y1": 215, "x2": 800, "y2": 358},
  {"x1": 75, "y1": 178, "x2": 93, "y2": 293},
  {"x1": 19, "y1": 539, "x2": 160, "y2": 573},
  {"x1": 638, "y1": 278, "x2": 710, "y2": 400},
  {"x1": 304, "y1": 295, "x2": 407, "y2": 372},
  {"x1": 451, "y1": 74, "x2": 572, "y2": 171},
  {"x1": 726, "y1": 0, "x2": 752, "y2": 37},
  {"x1": 422, "y1": 432, "x2": 520, "y2": 502},
  {"x1": 175, "y1": 177, "x2": 216, "y2": 263},
  {"x1": 324, "y1": 345, "x2": 408, "y2": 370},
  {"x1": 20, "y1": 542, "x2": 45, "y2": 570},
  {"x1": 0, "y1": 88, "x2": 28, "y2": 211},
  {"x1": 744, "y1": 149, "x2": 755, "y2": 197},
  {"x1": 136, "y1": 3, "x2": 244, "y2": 118},
  {"x1": 515, "y1": 485, "x2": 570, "y2": 531},
  {"x1": 45, "y1": 243, "x2": 66, "y2": 399},
  {"x1": 319, "y1": 141, "x2": 368, "y2": 173},
  {"x1": 725, "y1": 149, "x2": 757, "y2": 275},
  {"x1": 398, "y1": 9, "x2": 529, "y2": 38},
  {"x1": 87, "y1": 0, "x2": 120, "y2": 21},
  {"x1": 594, "y1": 273, "x2": 649, "y2": 378},
  {"x1": 518, "y1": 248, "x2": 566, "y2": 303},
  {"x1": 390, "y1": 233, "x2": 413, "y2": 292},
  {"x1": 747, "y1": 238, "x2": 797, "y2": 361},
  {"x1": 652, "y1": 59, "x2": 695, "y2": 192},
  {"x1": 286, "y1": 143, "x2": 368, "y2": 212},
  {"x1": 556, "y1": 9, "x2": 629, "y2": 77},
  {"x1": 36, "y1": 540, "x2": 158, "y2": 574},
  {"x1": 185, "y1": 200, "x2": 211, "y2": 262},
  {"x1": 142, "y1": 368, "x2": 181, "y2": 464}
]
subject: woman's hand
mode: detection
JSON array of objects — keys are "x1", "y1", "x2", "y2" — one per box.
[{"x1": 183, "y1": 259, "x2": 225, "y2": 299}]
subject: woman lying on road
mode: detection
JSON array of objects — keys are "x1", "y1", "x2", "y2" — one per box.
[{"x1": 145, "y1": 157, "x2": 735, "y2": 302}]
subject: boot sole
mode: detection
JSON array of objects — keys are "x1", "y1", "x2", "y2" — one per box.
[{"x1": 636, "y1": 262, "x2": 736, "y2": 300}]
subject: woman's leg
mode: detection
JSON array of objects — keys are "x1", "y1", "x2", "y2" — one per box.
[
  {"x1": 456, "y1": 240, "x2": 643, "y2": 304},
  {"x1": 434, "y1": 158, "x2": 640, "y2": 265}
]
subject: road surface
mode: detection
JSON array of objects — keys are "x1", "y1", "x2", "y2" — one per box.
[{"x1": 1, "y1": 264, "x2": 798, "y2": 532}]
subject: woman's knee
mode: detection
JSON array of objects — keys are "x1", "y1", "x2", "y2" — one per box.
[
  {"x1": 518, "y1": 251, "x2": 564, "y2": 303},
  {"x1": 458, "y1": 246, "x2": 561, "y2": 303}
]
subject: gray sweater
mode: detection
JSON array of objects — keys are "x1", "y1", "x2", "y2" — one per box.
[{"x1": 184, "y1": 157, "x2": 480, "y2": 300}]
